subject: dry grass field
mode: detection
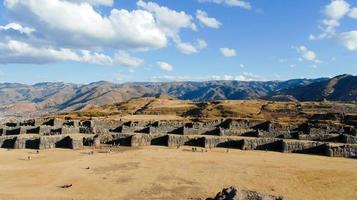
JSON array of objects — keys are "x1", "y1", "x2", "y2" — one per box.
[
  {"x1": 0, "y1": 147, "x2": 356, "y2": 200},
  {"x1": 54, "y1": 98, "x2": 357, "y2": 127}
]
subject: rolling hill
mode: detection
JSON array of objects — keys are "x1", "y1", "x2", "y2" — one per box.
[{"x1": 0, "y1": 74, "x2": 355, "y2": 120}]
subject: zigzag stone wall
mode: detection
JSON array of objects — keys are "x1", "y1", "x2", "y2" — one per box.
[{"x1": 1, "y1": 117, "x2": 356, "y2": 158}]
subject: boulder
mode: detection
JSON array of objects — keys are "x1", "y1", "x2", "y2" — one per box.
[{"x1": 207, "y1": 187, "x2": 284, "y2": 200}]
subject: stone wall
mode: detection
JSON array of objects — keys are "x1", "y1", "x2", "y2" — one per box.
[
  {"x1": 242, "y1": 138, "x2": 282, "y2": 151},
  {"x1": 14, "y1": 136, "x2": 40, "y2": 149},
  {"x1": 0, "y1": 135, "x2": 17, "y2": 148},
  {"x1": 183, "y1": 127, "x2": 218, "y2": 135},
  {"x1": 325, "y1": 144, "x2": 357, "y2": 158},
  {"x1": 219, "y1": 128, "x2": 256, "y2": 137},
  {"x1": 167, "y1": 135, "x2": 205, "y2": 147},
  {"x1": 204, "y1": 137, "x2": 242, "y2": 149},
  {"x1": 282, "y1": 140, "x2": 326, "y2": 155},
  {"x1": 39, "y1": 135, "x2": 83, "y2": 149},
  {"x1": 1, "y1": 117, "x2": 357, "y2": 159},
  {"x1": 298, "y1": 134, "x2": 341, "y2": 142}
]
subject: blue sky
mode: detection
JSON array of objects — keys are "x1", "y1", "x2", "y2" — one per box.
[{"x1": 0, "y1": 0, "x2": 356, "y2": 84}]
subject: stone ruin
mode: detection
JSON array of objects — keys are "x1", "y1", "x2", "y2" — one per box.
[
  {"x1": 0, "y1": 118, "x2": 95, "y2": 150},
  {"x1": 0, "y1": 113, "x2": 356, "y2": 158}
]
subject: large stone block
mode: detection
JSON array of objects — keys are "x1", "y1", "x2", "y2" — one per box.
[
  {"x1": 39, "y1": 126, "x2": 52, "y2": 135},
  {"x1": 219, "y1": 128, "x2": 257, "y2": 137},
  {"x1": 167, "y1": 135, "x2": 205, "y2": 147},
  {"x1": 130, "y1": 134, "x2": 168, "y2": 147},
  {"x1": 183, "y1": 127, "x2": 218, "y2": 135},
  {"x1": 204, "y1": 137, "x2": 243, "y2": 149},
  {"x1": 242, "y1": 138, "x2": 282, "y2": 151},
  {"x1": 39, "y1": 136, "x2": 77, "y2": 149},
  {"x1": 167, "y1": 135, "x2": 191, "y2": 147},
  {"x1": 282, "y1": 140, "x2": 326, "y2": 155}
]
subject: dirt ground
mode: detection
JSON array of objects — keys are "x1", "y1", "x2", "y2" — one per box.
[{"x1": 0, "y1": 147, "x2": 356, "y2": 200}]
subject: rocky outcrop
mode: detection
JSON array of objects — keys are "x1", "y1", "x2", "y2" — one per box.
[{"x1": 189, "y1": 186, "x2": 283, "y2": 200}]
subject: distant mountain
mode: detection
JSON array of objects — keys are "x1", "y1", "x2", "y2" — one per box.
[
  {"x1": 0, "y1": 75, "x2": 355, "y2": 119},
  {"x1": 274, "y1": 74, "x2": 357, "y2": 101}
]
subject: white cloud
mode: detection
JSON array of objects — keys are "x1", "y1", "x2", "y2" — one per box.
[
  {"x1": 211, "y1": 72, "x2": 261, "y2": 81},
  {"x1": 157, "y1": 61, "x2": 173, "y2": 71},
  {"x1": 176, "y1": 39, "x2": 207, "y2": 55},
  {"x1": 176, "y1": 42, "x2": 198, "y2": 54},
  {"x1": 196, "y1": 10, "x2": 221, "y2": 28},
  {"x1": 81, "y1": 50, "x2": 113, "y2": 65},
  {"x1": 324, "y1": 0, "x2": 350, "y2": 20},
  {"x1": 0, "y1": 23, "x2": 35, "y2": 34},
  {"x1": 310, "y1": 0, "x2": 356, "y2": 40},
  {"x1": 295, "y1": 46, "x2": 321, "y2": 64},
  {"x1": 4, "y1": 0, "x2": 182, "y2": 50},
  {"x1": 220, "y1": 48, "x2": 236, "y2": 57},
  {"x1": 239, "y1": 64, "x2": 245, "y2": 68},
  {"x1": 113, "y1": 50, "x2": 143, "y2": 68},
  {"x1": 137, "y1": 0, "x2": 196, "y2": 40},
  {"x1": 339, "y1": 31, "x2": 357, "y2": 50},
  {"x1": 196, "y1": 39, "x2": 207, "y2": 49},
  {"x1": 150, "y1": 72, "x2": 261, "y2": 82},
  {"x1": 198, "y1": 0, "x2": 251, "y2": 10},
  {"x1": 71, "y1": 0, "x2": 114, "y2": 6},
  {"x1": 1, "y1": 0, "x2": 204, "y2": 65},
  {"x1": 0, "y1": 40, "x2": 81, "y2": 64},
  {"x1": 0, "y1": 39, "x2": 144, "y2": 66},
  {"x1": 349, "y1": 7, "x2": 357, "y2": 18}
]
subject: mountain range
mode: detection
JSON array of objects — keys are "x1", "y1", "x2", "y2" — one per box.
[{"x1": 0, "y1": 74, "x2": 355, "y2": 120}]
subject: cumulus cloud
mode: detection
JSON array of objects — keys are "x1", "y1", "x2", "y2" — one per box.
[
  {"x1": 176, "y1": 39, "x2": 207, "y2": 55},
  {"x1": 176, "y1": 43, "x2": 198, "y2": 54},
  {"x1": 4, "y1": 0, "x2": 167, "y2": 50},
  {"x1": 310, "y1": 0, "x2": 356, "y2": 41},
  {"x1": 324, "y1": 0, "x2": 350, "y2": 19},
  {"x1": 295, "y1": 46, "x2": 321, "y2": 64},
  {"x1": 81, "y1": 50, "x2": 113, "y2": 65},
  {"x1": 220, "y1": 48, "x2": 237, "y2": 57},
  {"x1": 113, "y1": 50, "x2": 143, "y2": 68},
  {"x1": 0, "y1": 0, "x2": 205, "y2": 66},
  {"x1": 339, "y1": 31, "x2": 357, "y2": 50},
  {"x1": 196, "y1": 10, "x2": 221, "y2": 28},
  {"x1": 157, "y1": 61, "x2": 173, "y2": 71},
  {"x1": 3, "y1": 0, "x2": 198, "y2": 52},
  {"x1": 0, "y1": 39, "x2": 145, "y2": 67},
  {"x1": 198, "y1": 0, "x2": 251, "y2": 10},
  {"x1": 137, "y1": 0, "x2": 196, "y2": 40},
  {"x1": 0, "y1": 40, "x2": 81, "y2": 64}
]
